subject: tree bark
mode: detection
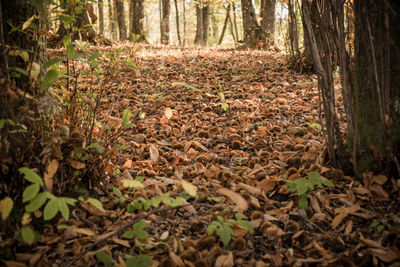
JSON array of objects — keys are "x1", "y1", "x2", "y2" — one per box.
[
  {"x1": 241, "y1": 0, "x2": 262, "y2": 47},
  {"x1": 260, "y1": 0, "x2": 276, "y2": 44},
  {"x1": 174, "y1": 0, "x2": 181, "y2": 45},
  {"x1": 353, "y1": 0, "x2": 400, "y2": 176},
  {"x1": 160, "y1": 0, "x2": 170, "y2": 44},
  {"x1": 183, "y1": 0, "x2": 186, "y2": 45},
  {"x1": 108, "y1": 0, "x2": 118, "y2": 39},
  {"x1": 130, "y1": 0, "x2": 146, "y2": 42},
  {"x1": 202, "y1": 4, "x2": 210, "y2": 45},
  {"x1": 232, "y1": 2, "x2": 239, "y2": 41},
  {"x1": 288, "y1": 0, "x2": 299, "y2": 55},
  {"x1": 98, "y1": 0, "x2": 104, "y2": 35},
  {"x1": 194, "y1": 3, "x2": 203, "y2": 44},
  {"x1": 114, "y1": 0, "x2": 127, "y2": 40},
  {"x1": 211, "y1": 7, "x2": 218, "y2": 39}
]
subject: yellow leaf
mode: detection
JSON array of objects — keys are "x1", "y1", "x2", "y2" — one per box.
[
  {"x1": 21, "y1": 212, "x2": 31, "y2": 226},
  {"x1": 29, "y1": 62, "x2": 40, "y2": 81},
  {"x1": 22, "y1": 15, "x2": 37, "y2": 31},
  {"x1": 181, "y1": 180, "x2": 197, "y2": 197},
  {"x1": 217, "y1": 188, "x2": 248, "y2": 212},
  {"x1": 44, "y1": 159, "x2": 58, "y2": 192},
  {"x1": 121, "y1": 179, "x2": 144, "y2": 189},
  {"x1": 74, "y1": 227, "x2": 95, "y2": 236},
  {"x1": 0, "y1": 197, "x2": 13, "y2": 220},
  {"x1": 165, "y1": 107, "x2": 173, "y2": 120}
]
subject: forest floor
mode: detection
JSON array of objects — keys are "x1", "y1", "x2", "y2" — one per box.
[{"x1": 6, "y1": 45, "x2": 400, "y2": 266}]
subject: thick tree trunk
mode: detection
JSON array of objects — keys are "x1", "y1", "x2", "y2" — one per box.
[
  {"x1": 114, "y1": 0, "x2": 127, "y2": 40},
  {"x1": 353, "y1": 0, "x2": 400, "y2": 176},
  {"x1": 2, "y1": 0, "x2": 47, "y2": 91},
  {"x1": 288, "y1": 0, "x2": 299, "y2": 55},
  {"x1": 130, "y1": 0, "x2": 146, "y2": 42},
  {"x1": 160, "y1": 0, "x2": 170, "y2": 44},
  {"x1": 202, "y1": 5, "x2": 210, "y2": 45},
  {"x1": 260, "y1": 0, "x2": 276, "y2": 44},
  {"x1": 241, "y1": 0, "x2": 262, "y2": 47},
  {"x1": 174, "y1": 0, "x2": 181, "y2": 45},
  {"x1": 108, "y1": 0, "x2": 118, "y2": 39},
  {"x1": 98, "y1": 0, "x2": 104, "y2": 35},
  {"x1": 194, "y1": 4, "x2": 203, "y2": 44}
]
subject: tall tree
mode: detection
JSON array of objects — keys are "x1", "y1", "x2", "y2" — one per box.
[
  {"x1": 108, "y1": 0, "x2": 118, "y2": 39},
  {"x1": 183, "y1": 0, "x2": 186, "y2": 45},
  {"x1": 129, "y1": 0, "x2": 146, "y2": 41},
  {"x1": 114, "y1": 0, "x2": 127, "y2": 40},
  {"x1": 160, "y1": 0, "x2": 170, "y2": 44},
  {"x1": 260, "y1": 0, "x2": 276, "y2": 44},
  {"x1": 174, "y1": 0, "x2": 181, "y2": 45},
  {"x1": 241, "y1": 0, "x2": 262, "y2": 47},
  {"x1": 202, "y1": 4, "x2": 210, "y2": 45},
  {"x1": 287, "y1": 0, "x2": 299, "y2": 55},
  {"x1": 218, "y1": 4, "x2": 230, "y2": 45},
  {"x1": 353, "y1": 0, "x2": 400, "y2": 175},
  {"x1": 194, "y1": 2, "x2": 203, "y2": 44},
  {"x1": 98, "y1": 0, "x2": 104, "y2": 35},
  {"x1": 210, "y1": 7, "x2": 219, "y2": 40}
]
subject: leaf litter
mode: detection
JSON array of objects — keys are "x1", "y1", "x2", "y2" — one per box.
[{"x1": 4, "y1": 45, "x2": 400, "y2": 266}]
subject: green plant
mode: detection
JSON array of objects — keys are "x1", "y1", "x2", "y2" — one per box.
[
  {"x1": 207, "y1": 214, "x2": 254, "y2": 246},
  {"x1": 122, "y1": 219, "x2": 149, "y2": 239},
  {"x1": 285, "y1": 171, "x2": 334, "y2": 209},
  {"x1": 0, "y1": 119, "x2": 27, "y2": 133}
]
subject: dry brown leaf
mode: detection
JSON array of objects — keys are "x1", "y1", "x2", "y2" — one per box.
[
  {"x1": 70, "y1": 159, "x2": 85, "y2": 169},
  {"x1": 73, "y1": 227, "x2": 95, "y2": 236},
  {"x1": 238, "y1": 182, "x2": 261, "y2": 195},
  {"x1": 149, "y1": 145, "x2": 159, "y2": 163},
  {"x1": 331, "y1": 204, "x2": 360, "y2": 229},
  {"x1": 112, "y1": 238, "x2": 131, "y2": 248},
  {"x1": 122, "y1": 159, "x2": 132, "y2": 170},
  {"x1": 181, "y1": 180, "x2": 198, "y2": 197},
  {"x1": 44, "y1": 159, "x2": 58, "y2": 192},
  {"x1": 3, "y1": 261, "x2": 27, "y2": 267},
  {"x1": 218, "y1": 188, "x2": 248, "y2": 212},
  {"x1": 169, "y1": 250, "x2": 185, "y2": 267},
  {"x1": 165, "y1": 107, "x2": 173, "y2": 119},
  {"x1": 368, "y1": 247, "x2": 400, "y2": 263},
  {"x1": 215, "y1": 252, "x2": 234, "y2": 267}
]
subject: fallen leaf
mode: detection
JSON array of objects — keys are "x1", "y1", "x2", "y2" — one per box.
[
  {"x1": 70, "y1": 159, "x2": 85, "y2": 169},
  {"x1": 215, "y1": 252, "x2": 234, "y2": 267},
  {"x1": 165, "y1": 107, "x2": 173, "y2": 119},
  {"x1": 44, "y1": 159, "x2": 58, "y2": 192},
  {"x1": 218, "y1": 188, "x2": 248, "y2": 212},
  {"x1": 149, "y1": 145, "x2": 159, "y2": 163},
  {"x1": 0, "y1": 197, "x2": 13, "y2": 220},
  {"x1": 181, "y1": 180, "x2": 197, "y2": 197}
]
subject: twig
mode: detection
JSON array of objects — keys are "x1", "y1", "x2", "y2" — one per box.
[{"x1": 66, "y1": 204, "x2": 190, "y2": 267}]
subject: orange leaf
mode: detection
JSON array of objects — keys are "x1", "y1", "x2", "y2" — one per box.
[{"x1": 217, "y1": 188, "x2": 248, "y2": 212}]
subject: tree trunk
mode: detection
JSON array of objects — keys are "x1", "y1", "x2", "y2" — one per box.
[
  {"x1": 218, "y1": 4, "x2": 230, "y2": 45},
  {"x1": 174, "y1": 0, "x2": 181, "y2": 45},
  {"x1": 260, "y1": 0, "x2": 276, "y2": 44},
  {"x1": 160, "y1": 0, "x2": 170, "y2": 44},
  {"x1": 211, "y1": 7, "x2": 218, "y2": 40},
  {"x1": 130, "y1": 0, "x2": 146, "y2": 42},
  {"x1": 114, "y1": 0, "x2": 127, "y2": 40},
  {"x1": 194, "y1": 3, "x2": 203, "y2": 44},
  {"x1": 183, "y1": 0, "x2": 186, "y2": 45},
  {"x1": 241, "y1": 0, "x2": 262, "y2": 47},
  {"x1": 2, "y1": 0, "x2": 47, "y2": 91},
  {"x1": 98, "y1": 0, "x2": 104, "y2": 35},
  {"x1": 288, "y1": 0, "x2": 299, "y2": 55},
  {"x1": 353, "y1": 0, "x2": 400, "y2": 176},
  {"x1": 232, "y1": 2, "x2": 239, "y2": 41},
  {"x1": 202, "y1": 5, "x2": 210, "y2": 45},
  {"x1": 108, "y1": 0, "x2": 118, "y2": 39}
]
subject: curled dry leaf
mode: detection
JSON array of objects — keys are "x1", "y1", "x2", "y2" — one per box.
[
  {"x1": 217, "y1": 188, "x2": 248, "y2": 213},
  {"x1": 215, "y1": 252, "x2": 234, "y2": 267},
  {"x1": 149, "y1": 144, "x2": 159, "y2": 163},
  {"x1": 44, "y1": 159, "x2": 58, "y2": 192}
]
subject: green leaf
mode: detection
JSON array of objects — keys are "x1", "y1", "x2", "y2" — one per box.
[
  {"x1": 41, "y1": 69, "x2": 59, "y2": 91},
  {"x1": 113, "y1": 187, "x2": 122, "y2": 197},
  {"x1": 295, "y1": 182, "x2": 309, "y2": 196},
  {"x1": 62, "y1": 197, "x2": 77, "y2": 206},
  {"x1": 217, "y1": 225, "x2": 233, "y2": 246},
  {"x1": 63, "y1": 36, "x2": 72, "y2": 47},
  {"x1": 125, "y1": 255, "x2": 153, "y2": 267},
  {"x1": 122, "y1": 230, "x2": 135, "y2": 239},
  {"x1": 207, "y1": 224, "x2": 217, "y2": 234},
  {"x1": 25, "y1": 192, "x2": 48, "y2": 212},
  {"x1": 21, "y1": 226, "x2": 35, "y2": 244},
  {"x1": 57, "y1": 198, "x2": 69, "y2": 220},
  {"x1": 43, "y1": 56, "x2": 65, "y2": 69},
  {"x1": 66, "y1": 44, "x2": 75, "y2": 59},
  {"x1": 308, "y1": 172, "x2": 322, "y2": 187},
  {"x1": 87, "y1": 198, "x2": 105, "y2": 212},
  {"x1": 22, "y1": 184, "x2": 40, "y2": 203},
  {"x1": 96, "y1": 252, "x2": 113, "y2": 267},
  {"x1": 122, "y1": 109, "x2": 131, "y2": 128},
  {"x1": 298, "y1": 194, "x2": 309, "y2": 209},
  {"x1": 0, "y1": 119, "x2": 5, "y2": 129},
  {"x1": 19, "y1": 167, "x2": 44, "y2": 186},
  {"x1": 88, "y1": 52, "x2": 102, "y2": 62},
  {"x1": 86, "y1": 143, "x2": 106, "y2": 154},
  {"x1": 221, "y1": 102, "x2": 229, "y2": 111},
  {"x1": 219, "y1": 92, "x2": 225, "y2": 101},
  {"x1": 151, "y1": 197, "x2": 161, "y2": 208},
  {"x1": 0, "y1": 197, "x2": 13, "y2": 220},
  {"x1": 377, "y1": 224, "x2": 385, "y2": 234},
  {"x1": 122, "y1": 179, "x2": 144, "y2": 189},
  {"x1": 44, "y1": 198, "x2": 58, "y2": 220},
  {"x1": 322, "y1": 179, "x2": 334, "y2": 187},
  {"x1": 133, "y1": 220, "x2": 148, "y2": 239},
  {"x1": 57, "y1": 224, "x2": 69, "y2": 230}
]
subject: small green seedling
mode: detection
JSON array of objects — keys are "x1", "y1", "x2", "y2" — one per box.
[
  {"x1": 217, "y1": 92, "x2": 229, "y2": 111},
  {"x1": 285, "y1": 171, "x2": 334, "y2": 209},
  {"x1": 207, "y1": 214, "x2": 254, "y2": 246}
]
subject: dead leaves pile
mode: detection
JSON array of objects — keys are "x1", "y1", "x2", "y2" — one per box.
[{"x1": 3, "y1": 46, "x2": 400, "y2": 266}]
